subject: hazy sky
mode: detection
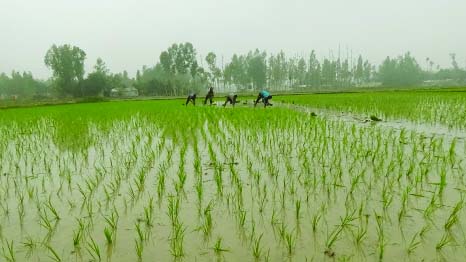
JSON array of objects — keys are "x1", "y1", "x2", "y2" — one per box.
[{"x1": 1, "y1": 0, "x2": 465, "y2": 79}]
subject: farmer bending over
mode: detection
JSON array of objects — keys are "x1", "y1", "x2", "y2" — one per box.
[
  {"x1": 204, "y1": 86, "x2": 214, "y2": 105},
  {"x1": 185, "y1": 93, "x2": 197, "y2": 106},
  {"x1": 254, "y1": 90, "x2": 273, "y2": 107},
  {"x1": 223, "y1": 94, "x2": 238, "y2": 107}
]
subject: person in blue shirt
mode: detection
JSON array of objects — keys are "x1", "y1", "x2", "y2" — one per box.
[
  {"x1": 185, "y1": 93, "x2": 197, "y2": 106},
  {"x1": 254, "y1": 90, "x2": 273, "y2": 107}
]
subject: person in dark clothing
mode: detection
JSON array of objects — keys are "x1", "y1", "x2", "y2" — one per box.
[
  {"x1": 204, "y1": 86, "x2": 214, "y2": 105},
  {"x1": 254, "y1": 90, "x2": 273, "y2": 107},
  {"x1": 185, "y1": 93, "x2": 197, "y2": 106},
  {"x1": 223, "y1": 94, "x2": 238, "y2": 107}
]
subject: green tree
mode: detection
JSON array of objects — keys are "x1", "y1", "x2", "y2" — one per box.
[
  {"x1": 287, "y1": 57, "x2": 298, "y2": 88},
  {"x1": 321, "y1": 58, "x2": 336, "y2": 87},
  {"x1": 355, "y1": 55, "x2": 364, "y2": 84},
  {"x1": 81, "y1": 58, "x2": 111, "y2": 96},
  {"x1": 296, "y1": 58, "x2": 307, "y2": 86},
  {"x1": 307, "y1": 51, "x2": 321, "y2": 87},
  {"x1": 81, "y1": 72, "x2": 106, "y2": 96},
  {"x1": 94, "y1": 58, "x2": 109, "y2": 75},
  {"x1": 0, "y1": 71, "x2": 48, "y2": 98},
  {"x1": 205, "y1": 52, "x2": 222, "y2": 88},
  {"x1": 158, "y1": 42, "x2": 205, "y2": 95},
  {"x1": 44, "y1": 44, "x2": 86, "y2": 97},
  {"x1": 268, "y1": 51, "x2": 287, "y2": 90},
  {"x1": 137, "y1": 43, "x2": 206, "y2": 96},
  {"x1": 378, "y1": 56, "x2": 397, "y2": 86},
  {"x1": 339, "y1": 59, "x2": 351, "y2": 87},
  {"x1": 224, "y1": 54, "x2": 248, "y2": 89},
  {"x1": 378, "y1": 52, "x2": 422, "y2": 86},
  {"x1": 434, "y1": 54, "x2": 466, "y2": 83},
  {"x1": 246, "y1": 49, "x2": 267, "y2": 90},
  {"x1": 160, "y1": 42, "x2": 199, "y2": 77},
  {"x1": 363, "y1": 60, "x2": 372, "y2": 82}
]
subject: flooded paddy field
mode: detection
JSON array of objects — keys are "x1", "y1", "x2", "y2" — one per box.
[{"x1": 1, "y1": 91, "x2": 466, "y2": 261}]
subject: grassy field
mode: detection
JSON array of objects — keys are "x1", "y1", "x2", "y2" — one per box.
[
  {"x1": 0, "y1": 90, "x2": 465, "y2": 261},
  {"x1": 280, "y1": 90, "x2": 466, "y2": 129}
]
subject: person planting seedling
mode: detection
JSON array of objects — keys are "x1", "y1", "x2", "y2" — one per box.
[
  {"x1": 254, "y1": 90, "x2": 273, "y2": 107},
  {"x1": 223, "y1": 93, "x2": 239, "y2": 107},
  {"x1": 185, "y1": 93, "x2": 197, "y2": 106},
  {"x1": 204, "y1": 86, "x2": 215, "y2": 105}
]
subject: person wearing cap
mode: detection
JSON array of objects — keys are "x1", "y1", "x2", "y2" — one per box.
[
  {"x1": 204, "y1": 86, "x2": 214, "y2": 105},
  {"x1": 185, "y1": 93, "x2": 197, "y2": 106},
  {"x1": 223, "y1": 94, "x2": 238, "y2": 107},
  {"x1": 254, "y1": 90, "x2": 273, "y2": 107}
]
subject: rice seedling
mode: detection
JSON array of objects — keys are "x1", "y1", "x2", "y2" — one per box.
[
  {"x1": 170, "y1": 221, "x2": 186, "y2": 258},
  {"x1": 0, "y1": 94, "x2": 465, "y2": 261},
  {"x1": 444, "y1": 198, "x2": 464, "y2": 231},
  {"x1": 135, "y1": 222, "x2": 145, "y2": 243},
  {"x1": 86, "y1": 237, "x2": 101, "y2": 261},
  {"x1": 45, "y1": 196, "x2": 61, "y2": 220},
  {"x1": 135, "y1": 239, "x2": 143, "y2": 260},
  {"x1": 295, "y1": 198, "x2": 301, "y2": 220},
  {"x1": 212, "y1": 237, "x2": 230, "y2": 254},
  {"x1": 167, "y1": 195, "x2": 180, "y2": 226},
  {"x1": 21, "y1": 236, "x2": 37, "y2": 251},
  {"x1": 252, "y1": 234, "x2": 263, "y2": 260},
  {"x1": 2, "y1": 240, "x2": 15, "y2": 262},
  {"x1": 202, "y1": 201, "x2": 214, "y2": 237},
  {"x1": 436, "y1": 233, "x2": 453, "y2": 250},
  {"x1": 238, "y1": 209, "x2": 247, "y2": 228},
  {"x1": 73, "y1": 228, "x2": 83, "y2": 248},
  {"x1": 325, "y1": 210, "x2": 356, "y2": 249},
  {"x1": 103, "y1": 210, "x2": 119, "y2": 231},
  {"x1": 39, "y1": 211, "x2": 55, "y2": 234},
  {"x1": 104, "y1": 227, "x2": 113, "y2": 245},
  {"x1": 375, "y1": 212, "x2": 386, "y2": 261},
  {"x1": 46, "y1": 244, "x2": 62, "y2": 262},
  {"x1": 285, "y1": 231, "x2": 296, "y2": 256},
  {"x1": 311, "y1": 212, "x2": 322, "y2": 233},
  {"x1": 406, "y1": 232, "x2": 421, "y2": 254}
]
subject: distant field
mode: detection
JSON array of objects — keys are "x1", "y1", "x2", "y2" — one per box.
[
  {"x1": 0, "y1": 90, "x2": 465, "y2": 261},
  {"x1": 280, "y1": 89, "x2": 466, "y2": 129}
]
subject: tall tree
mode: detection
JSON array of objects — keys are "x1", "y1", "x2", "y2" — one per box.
[
  {"x1": 363, "y1": 60, "x2": 372, "y2": 82},
  {"x1": 246, "y1": 49, "x2": 267, "y2": 90},
  {"x1": 205, "y1": 52, "x2": 222, "y2": 88},
  {"x1": 268, "y1": 51, "x2": 287, "y2": 90},
  {"x1": 355, "y1": 55, "x2": 364, "y2": 84},
  {"x1": 307, "y1": 50, "x2": 321, "y2": 87},
  {"x1": 340, "y1": 59, "x2": 350, "y2": 87},
  {"x1": 321, "y1": 58, "x2": 336, "y2": 87},
  {"x1": 0, "y1": 71, "x2": 48, "y2": 98},
  {"x1": 224, "y1": 54, "x2": 248, "y2": 89},
  {"x1": 82, "y1": 58, "x2": 111, "y2": 96},
  {"x1": 157, "y1": 42, "x2": 205, "y2": 95},
  {"x1": 44, "y1": 44, "x2": 86, "y2": 96},
  {"x1": 287, "y1": 57, "x2": 298, "y2": 88},
  {"x1": 378, "y1": 53, "x2": 422, "y2": 86},
  {"x1": 296, "y1": 58, "x2": 307, "y2": 86},
  {"x1": 94, "y1": 58, "x2": 109, "y2": 75}
]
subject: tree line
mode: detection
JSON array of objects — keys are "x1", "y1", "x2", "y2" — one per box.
[{"x1": 1, "y1": 42, "x2": 466, "y2": 99}]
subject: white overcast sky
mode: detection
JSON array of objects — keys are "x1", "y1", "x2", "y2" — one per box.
[{"x1": 1, "y1": 0, "x2": 465, "y2": 79}]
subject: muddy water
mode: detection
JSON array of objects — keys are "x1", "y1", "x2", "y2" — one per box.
[
  {"x1": 280, "y1": 102, "x2": 466, "y2": 139},
  {"x1": 0, "y1": 106, "x2": 465, "y2": 261},
  {"x1": 280, "y1": 103, "x2": 466, "y2": 155}
]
